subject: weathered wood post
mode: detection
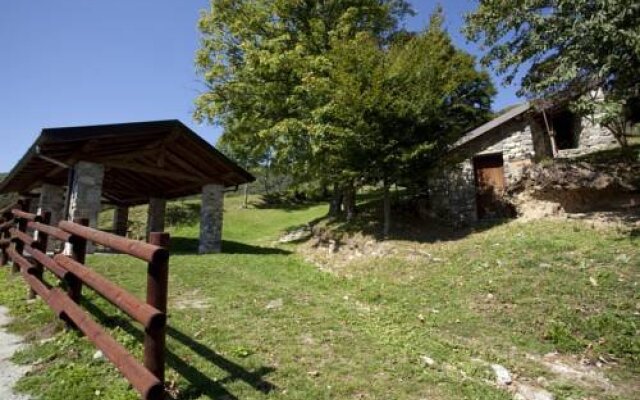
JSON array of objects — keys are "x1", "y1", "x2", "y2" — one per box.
[
  {"x1": 12, "y1": 199, "x2": 31, "y2": 274},
  {"x1": 144, "y1": 232, "x2": 170, "y2": 388},
  {"x1": 0, "y1": 211, "x2": 13, "y2": 266},
  {"x1": 66, "y1": 218, "x2": 88, "y2": 303},
  {"x1": 28, "y1": 211, "x2": 51, "y2": 299}
]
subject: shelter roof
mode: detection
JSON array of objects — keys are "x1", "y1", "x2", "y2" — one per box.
[
  {"x1": 452, "y1": 103, "x2": 531, "y2": 149},
  {"x1": 0, "y1": 120, "x2": 254, "y2": 205}
]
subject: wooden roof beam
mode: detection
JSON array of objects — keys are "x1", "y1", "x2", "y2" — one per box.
[{"x1": 105, "y1": 161, "x2": 204, "y2": 183}]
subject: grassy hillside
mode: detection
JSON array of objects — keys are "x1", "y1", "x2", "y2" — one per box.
[{"x1": 0, "y1": 195, "x2": 638, "y2": 399}]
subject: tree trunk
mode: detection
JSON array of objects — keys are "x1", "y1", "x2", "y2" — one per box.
[
  {"x1": 243, "y1": 184, "x2": 249, "y2": 208},
  {"x1": 343, "y1": 183, "x2": 356, "y2": 222},
  {"x1": 605, "y1": 121, "x2": 629, "y2": 148},
  {"x1": 383, "y1": 181, "x2": 391, "y2": 239},
  {"x1": 322, "y1": 185, "x2": 329, "y2": 199},
  {"x1": 328, "y1": 183, "x2": 343, "y2": 217},
  {"x1": 264, "y1": 165, "x2": 270, "y2": 194}
]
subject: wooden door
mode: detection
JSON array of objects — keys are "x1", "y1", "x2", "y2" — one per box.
[{"x1": 473, "y1": 154, "x2": 506, "y2": 219}]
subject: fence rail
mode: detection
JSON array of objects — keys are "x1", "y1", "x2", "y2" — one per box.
[{"x1": 0, "y1": 202, "x2": 170, "y2": 400}]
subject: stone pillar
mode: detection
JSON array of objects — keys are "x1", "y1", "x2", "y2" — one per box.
[
  {"x1": 113, "y1": 206, "x2": 129, "y2": 237},
  {"x1": 68, "y1": 161, "x2": 104, "y2": 253},
  {"x1": 146, "y1": 198, "x2": 166, "y2": 239},
  {"x1": 38, "y1": 184, "x2": 66, "y2": 252},
  {"x1": 28, "y1": 198, "x2": 39, "y2": 214},
  {"x1": 199, "y1": 184, "x2": 224, "y2": 254}
]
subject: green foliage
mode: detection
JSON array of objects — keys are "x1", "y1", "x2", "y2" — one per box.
[
  {"x1": 195, "y1": 2, "x2": 493, "y2": 195},
  {"x1": 465, "y1": 0, "x2": 640, "y2": 145},
  {"x1": 195, "y1": 0, "x2": 413, "y2": 182}
]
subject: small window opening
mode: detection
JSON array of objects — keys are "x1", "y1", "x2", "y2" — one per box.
[{"x1": 552, "y1": 110, "x2": 578, "y2": 150}]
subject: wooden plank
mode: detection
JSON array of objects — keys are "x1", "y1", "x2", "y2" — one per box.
[{"x1": 105, "y1": 161, "x2": 204, "y2": 182}]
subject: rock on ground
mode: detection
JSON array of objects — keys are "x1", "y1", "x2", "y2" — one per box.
[
  {"x1": 491, "y1": 364, "x2": 512, "y2": 386},
  {"x1": 512, "y1": 383, "x2": 554, "y2": 400},
  {"x1": 0, "y1": 306, "x2": 30, "y2": 400},
  {"x1": 279, "y1": 226, "x2": 312, "y2": 243}
]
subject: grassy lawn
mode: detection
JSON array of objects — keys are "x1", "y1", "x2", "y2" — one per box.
[{"x1": 0, "y1": 195, "x2": 638, "y2": 399}]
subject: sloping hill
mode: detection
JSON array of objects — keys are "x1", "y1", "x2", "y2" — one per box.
[{"x1": 0, "y1": 194, "x2": 638, "y2": 400}]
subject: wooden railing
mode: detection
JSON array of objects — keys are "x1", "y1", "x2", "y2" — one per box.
[{"x1": 0, "y1": 202, "x2": 170, "y2": 400}]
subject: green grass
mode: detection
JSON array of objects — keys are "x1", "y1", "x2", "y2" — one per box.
[{"x1": 1, "y1": 195, "x2": 639, "y2": 399}]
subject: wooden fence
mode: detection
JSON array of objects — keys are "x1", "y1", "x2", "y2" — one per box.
[{"x1": 0, "y1": 200, "x2": 170, "y2": 400}]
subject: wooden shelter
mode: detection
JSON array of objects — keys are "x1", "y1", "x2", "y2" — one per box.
[
  {"x1": 0, "y1": 120, "x2": 254, "y2": 253},
  {"x1": 0, "y1": 120, "x2": 253, "y2": 204}
]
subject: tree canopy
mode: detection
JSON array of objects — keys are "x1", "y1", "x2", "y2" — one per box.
[
  {"x1": 465, "y1": 0, "x2": 640, "y2": 145},
  {"x1": 195, "y1": 1, "x2": 495, "y2": 231},
  {"x1": 195, "y1": 0, "x2": 413, "y2": 179}
]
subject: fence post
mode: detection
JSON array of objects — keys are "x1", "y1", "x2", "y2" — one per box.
[
  {"x1": 28, "y1": 211, "x2": 51, "y2": 299},
  {"x1": 66, "y1": 218, "x2": 88, "y2": 303},
  {"x1": 0, "y1": 211, "x2": 12, "y2": 266},
  {"x1": 12, "y1": 199, "x2": 31, "y2": 274},
  {"x1": 144, "y1": 232, "x2": 170, "y2": 386}
]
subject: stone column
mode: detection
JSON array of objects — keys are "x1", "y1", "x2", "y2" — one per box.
[
  {"x1": 113, "y1": 206, "x2": 129, "y2": 237},
  {"x1": 146, "y1": 198, "x2": 166, "y2": 239},
  {"x1": 28, "y1": 198, "x2": 39, "y2": 214},
  {"x1": 199, "y1": 184, "x2": 224, "y2": 254},
  {"x1": 38, "y1": 184, "x2": 66, "y2": 252},
  {"x1": 67, "y1": 161, "x2": 105, "y2": 253}
]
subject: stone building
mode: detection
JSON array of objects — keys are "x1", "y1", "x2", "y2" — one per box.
[
  {"x1": 428, "y1": 103, "x2": 619, "y2": 224},
  {"x1": 0, "y1": 120, "x2": 254, "y2": 254}
]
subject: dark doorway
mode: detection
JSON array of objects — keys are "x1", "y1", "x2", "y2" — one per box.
[
  {"x1": 473, "y1": 153, "x2": 506, "y2": 219},
  {"x1": 552, "y1": 111, "x2": 579, "y2": 150}
]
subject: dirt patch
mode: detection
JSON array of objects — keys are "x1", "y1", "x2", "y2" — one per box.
[
  {"x1": 509, "y1": 159, "x2": 640, "y2": 220},
  {"x1": 172, "y1": 290, "x2": 211, "y2": 310},
  {"x1": 0, "y1": 306, "x2": 30, "y2": 400},
  {"x1": 512, "y1": 191, "x2": 640, "y2": 230},
  {"x1": 530, "y1": 352, "x2": 614, "y2": 391},
  {"x1": 301, "y1": 231, "x2": 399, "y2": 275}
]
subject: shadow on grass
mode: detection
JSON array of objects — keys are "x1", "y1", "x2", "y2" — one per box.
[
  {"x1": 170, "y1": 238, "x2": 291, "y2": 256},
  {"x1": 83, "y1": 301, "x2": 276, "y2": 400},
  {"x1": 313, "y1": 194, "x2": 510, "y2": 244},
  {"x1": 251, "y1": 195, "x2": 325, "y2": 212}
]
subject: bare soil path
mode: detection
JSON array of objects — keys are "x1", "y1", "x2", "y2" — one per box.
[{"x1": 0, "y1": 306, "x2": 30, "y2": 400}]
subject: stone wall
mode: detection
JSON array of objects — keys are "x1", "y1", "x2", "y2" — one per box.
[
  {"x1": 146, "y1": 198, "x2": 166, "y2": 239},
  {"x1": 37, "y1": 184, "x2": 66, "y2": 251},
  {"x1": 428, "y1": 160, "x2": 477, "y2": 225},
  {"x1": 429, "y1": 117, "x2": 537, "y2": 225},
  {"x1": 428, "y1": 113, "x2": 618, "y2": 225},
  {"x1": 556, "y1": 117, "x2": 619, "y2": 158},
  {"x1": 199, "y1": 184, "x2": 224, "y2": 254},
  {"x1": 67, "y1": 161, "x2": 104, "y2": 254},
  {"x1": 68, "y1": 161, "x2": 104, "y2": 228},
  {"x1": 113, "y1": 206, "x2": 129, "y2": 237}
]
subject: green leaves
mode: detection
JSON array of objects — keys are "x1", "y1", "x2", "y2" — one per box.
[
  {"x1": 194, "y1": 2, "x2": 493, "y2": 191},
  {"x1": 465, "y1": 0, "x2": 640, "y2": 146}
]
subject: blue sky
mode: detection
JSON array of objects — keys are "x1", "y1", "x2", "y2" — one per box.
[{"x1": 0, "y1": 1, "x2": 521, "y2": 172}]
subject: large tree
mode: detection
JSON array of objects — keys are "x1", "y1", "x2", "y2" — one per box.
[
  {"x1": 195, "y1": 0, "x2": 413, "y2": 185},
  {"x1": 465, "y1": 0, "x2": 640, "y2": 146},
  {"x1": 195, "y1": 2, "x2": 494, "y2": 235},
  {"x1": 311, "y1": 11, "x2": 494, "y2": 234}
]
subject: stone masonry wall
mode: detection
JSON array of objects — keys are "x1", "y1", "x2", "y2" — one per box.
[
  {"x1": 199, "y1": 184, "x2": 224, "y2": 254},
  {"x1": 429, "y1": 113, "x2": 619, "y2": 225},
  {"x1": 428, "y1": 160, "x2": 476, "y2": 225},
  {"x1": 68, "y1": 162, "x2": 104, "y2": 227},
  {"x1": 146, "y1": 198, "x2": 166, "y2": 239},
  {"x1": 556, "y1": 117, "x2": 619, "y2": 158},
  {"x1": 429, "y1": 117, "x2": 536, "y2": 225},
  {"x1": 113, "y1": 206, "x2": 129, "y2": 237},
  {"x1": 67, "y1": 161, "x2": 104, "y2": 253},
  {"x1": 37, "y1": 184, "x2": 66, "y2": 251}
]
